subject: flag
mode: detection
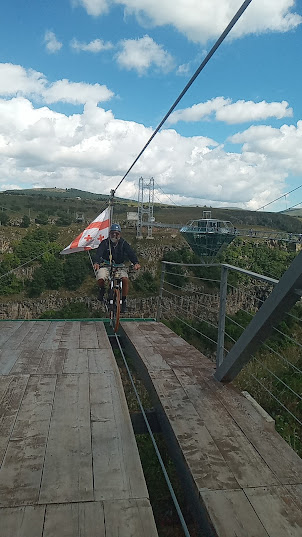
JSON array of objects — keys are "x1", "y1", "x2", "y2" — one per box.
[{"x1": 60, "y1": 207, "x2": 110, "y2": 255}]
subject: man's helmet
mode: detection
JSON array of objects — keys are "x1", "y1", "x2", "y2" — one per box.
[{"x1": 110, "y1": 223, "x2": 121, "y2": 232}]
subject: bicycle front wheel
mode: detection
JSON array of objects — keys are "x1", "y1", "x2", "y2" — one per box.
[{"x1": 112, "y1": 287, "x2": 121, "y2": 332}]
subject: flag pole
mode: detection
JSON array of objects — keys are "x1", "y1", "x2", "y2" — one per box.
[
  {"x1": 88, "y1": 251, "x2": 96, "y2": 275},
  {"x1": 108, "y1": 189, "x2": 115, "y2": 264},
  {"x1": 109, "y1": 189, "x2": 114, "y2": 225}
]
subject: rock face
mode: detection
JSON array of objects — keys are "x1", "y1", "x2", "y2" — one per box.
[
  {"x1": 0, "y1": 295, "x2": 159, "y2": 320},
  {"x1": 0, "y1": 282, "x2": 267, "y2": 322}
]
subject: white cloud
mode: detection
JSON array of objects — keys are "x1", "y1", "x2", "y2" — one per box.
[
  {"x1": 70, "y1": 38, "x2": 113, "y2": 52},
  {"x1": 176, "y1": 63, "x2": 191, "y2": 76},
  {"x1": 0, "y1": 184, "x2": 22, "y2": 191},
  {"x1": 74, "y1": 0, "x2": 302, "y2": 43},
  {"x1": 116, "y1": 35, "x2": 174, "y2": 74},
  {"x1": 217, "y1": 100, "x2": 293, "y2": 124},
  {"x1": 0, "y1": 64, "x2": 46, "y2": 97},
  {"x1": 0, "y1": 90, "x2": 301, "y2": 209},
  {"x1": 0, "y1": 63, "x2": 114, "y2": 106},
  {"x1": 72, "y1": 0, "x2": 110, "y2": 16},
  {"x1": 44, "y1": 31, "x2": 62, "y2": 53},
  {"x1": 169, "y1": 98, "x2": 293, "y2": 125},
  {"x1": 43, "y1": 80, "x2": 114, "y2": 105}
]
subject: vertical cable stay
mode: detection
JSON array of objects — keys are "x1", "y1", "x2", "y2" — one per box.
[{"x1": 113, "y1": 0, "x2": 253, "y2": 195}]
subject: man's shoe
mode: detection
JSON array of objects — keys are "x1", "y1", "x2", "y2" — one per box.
[
  {"x1": 121, "y1": 299, "x2": 127, "y2": 313},
  {"x1": 97, "y1": 288, "x2": 105, "y2": 302}
]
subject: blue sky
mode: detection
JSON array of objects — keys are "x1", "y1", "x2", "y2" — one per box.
[{"x1": 0, "y1": 0, "x2": 302, "y2": 211}]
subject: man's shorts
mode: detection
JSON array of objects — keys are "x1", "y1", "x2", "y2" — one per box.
[{"x1": 96, "y1": 266, "x2": 128, "y2": 281}]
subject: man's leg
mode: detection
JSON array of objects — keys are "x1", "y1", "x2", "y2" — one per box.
[
  {"x1": 97, "y1": 279, "x2": 105, "y2": 301},
  {"x1": 96, "y1": 267, "x2": 109, "y2": 301}
]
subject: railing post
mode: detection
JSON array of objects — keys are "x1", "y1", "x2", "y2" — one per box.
[
  {"x1": 216, "y1": 264, "x2": 228, "y2": 369},
  {"x1": 156, "y1": 262, "x2": 166, "y2": 321}
]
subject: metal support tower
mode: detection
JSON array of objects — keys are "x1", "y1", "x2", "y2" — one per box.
[{"x1": 136, "y1": 177, "x2": 155, "y2": 239}]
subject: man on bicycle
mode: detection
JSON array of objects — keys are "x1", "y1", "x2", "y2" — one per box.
[{"x1": 93, "y1": 223, "x2": 140, "y2": 313}]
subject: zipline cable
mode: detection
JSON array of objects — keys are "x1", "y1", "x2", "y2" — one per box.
[
  {"x1": 256, "y1": 183, "x2": 302, "y2": 212},
  {"x1": 112, "y1": 0, "x2": 253, "y2": 195}
]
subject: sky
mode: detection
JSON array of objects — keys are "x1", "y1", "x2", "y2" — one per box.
[{"x1": 0, "y1": 0, "x2": 302, "y2": 212}]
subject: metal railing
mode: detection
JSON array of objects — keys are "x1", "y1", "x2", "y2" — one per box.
[{"x1": 156, "y1": 258, "x2": 302, "y2": 456}]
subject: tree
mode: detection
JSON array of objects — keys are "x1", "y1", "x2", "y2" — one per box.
[
  {"x1": 63, "y1": 253, "x2": 90, "y2": 290},
  {"x1": 0, "y1": 212, "x2": 10, "y2": 226},
  {"x1": 35, "y1": 213, "x2": 48, "y2": 225},
  {"x1": 41, "y1": 256, "x2": 65, "y2": 289},
  {"x1": 26, "y1": 267, "x2": 46, "y2": 297},
  {"x1": 21, "y1": 215, "x2": 30, "y2": 228}
]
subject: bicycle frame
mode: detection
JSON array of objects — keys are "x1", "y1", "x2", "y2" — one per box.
[{"x1": 107, "y1": 266, "x2": 123, "y2": 332}]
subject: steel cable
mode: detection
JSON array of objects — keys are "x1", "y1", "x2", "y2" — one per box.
[
  {"x1": 114, "y1": 333, "x2": 192, "y2": 537},
  {"x1": 113, "y1": 0, "x2": 253, "y2": 195}
]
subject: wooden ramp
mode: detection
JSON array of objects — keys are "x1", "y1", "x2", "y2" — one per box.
[
  {"x1": 121, "y1": 321, "x2": 302, "y2": 537},
  {"x1": 0, "y1": 320, "x2": 158, "y2": 537}
]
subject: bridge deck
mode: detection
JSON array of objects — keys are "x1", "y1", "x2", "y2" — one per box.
[
  {"x1": 0, "y1": 320, "x2": 158, "y2": 537},
  {"x1": 121, "y1": 321, "x2": 302, "y2": 537}
]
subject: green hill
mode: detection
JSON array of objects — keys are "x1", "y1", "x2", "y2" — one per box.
[
  {"x1": 3, "y1": 187, "x2": 130, "y2": 202},
  {"x1": 1, "y1": 187, "x2": 302, "y2": 234}
]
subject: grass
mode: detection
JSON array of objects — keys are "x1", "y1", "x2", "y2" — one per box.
[{"x1": 234, "y1": 345, "x2": 302, "y2": 457}]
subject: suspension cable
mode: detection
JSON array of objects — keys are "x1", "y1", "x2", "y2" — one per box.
[
  {"x1": 163, "y1": 287, "x2": 218, "y2": 329},
  {"x1": 112, "y1": 0, "x2": 253, "y2": 195},
  {"x1": 256, "y1": 183, "x2": 302, "y2": 211},
  {"x1": 0, "y1": 249, "x2": 53, "y2": 280},
  {"x1": 250, "y1": 374, "x2": 302, "y2": 427},
  {"x1": 261, "y1": 341, "x2": 302, "y2": 375},
  {"x1": 161, "y1": 304, "x2": 218, "y2": 346},
  {"x1": 252, "y1": 356, "x2": 302, "y2": 402},
  {"x1": 164, "y1": 278, "x2": 219, "y2": 299}
]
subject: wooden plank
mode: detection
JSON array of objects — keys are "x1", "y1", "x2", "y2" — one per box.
[
  {"x1": 0, "y1": 321, "x2": 23, "y2": 347},
  {"x1": 149, "y1": 369, "x2": 240, "y2": 491},
  {"x1": 39, "y1": 373, "x2": 93, "y2": 504},
  {"x1": 0, "y1": 375, "x2": 56, "y2": 507},
  {"x1": 63, "y1": 349, "x2": 89, "y2": 374},
  {"x1": 245, "y1": 486, "x2": 302, "y2": 537},
  {"x1": 159, "y1": 346, "x2": 211, "y2": 369},
  {"x1": 285, "y1": 484, "x2": 302, "y2": 511},
  {"x1": 88, "y1": 348, "x2": 118, "y2": 373},
  {"x1": 175, "y1": 377, "x2": 279, "y2": 488},
  {"x1": 200, "y1": 489, "x2": 269, "y2": 537},
  {"x1": 135, "y1": 346, "x2": 171, "y2": 371},
  {"x1": 95, "y1": 321, "x2": 112, "y2": 349},
  {"x1": 18, "y1": 321, "x2": 51, "y2": 350},
  {"x1": 103, "y1": 498, "x2": 159, "y2": 536},
  {"x1": 1, "y1": 321, "x2": 35, "y2": 350},
  {"x1": 79, "y1": 321, "x2": 99, "y2": 348},
  {"x1": 0, "y1": 375, "x2": 29, "y2": 466},
  {"x1": 0, "y1": 348, "x2": 22, "y2": 374},
  {"x1": 0, "y1": 376, "x2": 13, "y2": 401},
  {"x1": 43, "y1": 502, "x2": 105, "y2": 537},
  {"x1": 9, "y1": 349, "x2": 44, "y2": 375},
  {"x1": 36, "y1": 349, "x2": 66, "y2": 374},
  {"x1": 59, "y1": 321, "x2": 81, "y2": 349},
  {"x1": 38, "y1": 321, "x2": 66, "y2": 350},
  {"x1": 91, "y1": 371, "x2": 149, "y2": 500},
  {"x1": 0, "y1": 505, "x2": 45, "y2": 537},
  {"x1": 205, "y1": 375, "x2": 302, "y2": 484}
]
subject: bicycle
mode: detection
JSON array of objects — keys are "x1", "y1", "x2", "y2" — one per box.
[{"x1": 100, "y1": 261, "x2": 125, "y2": 332}]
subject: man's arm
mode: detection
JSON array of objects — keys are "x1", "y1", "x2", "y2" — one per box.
[{"x1": 124, "y1": 241, "x2": 140, "y2": 269}]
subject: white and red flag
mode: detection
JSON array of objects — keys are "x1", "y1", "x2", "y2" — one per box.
[{"x1": 60, "y1": 207, "x2": 110, "y2": 255}]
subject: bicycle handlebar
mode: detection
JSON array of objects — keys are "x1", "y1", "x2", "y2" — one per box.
[{"x1": 98, "y1": 259, "x2": 125, "y2": 268}]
